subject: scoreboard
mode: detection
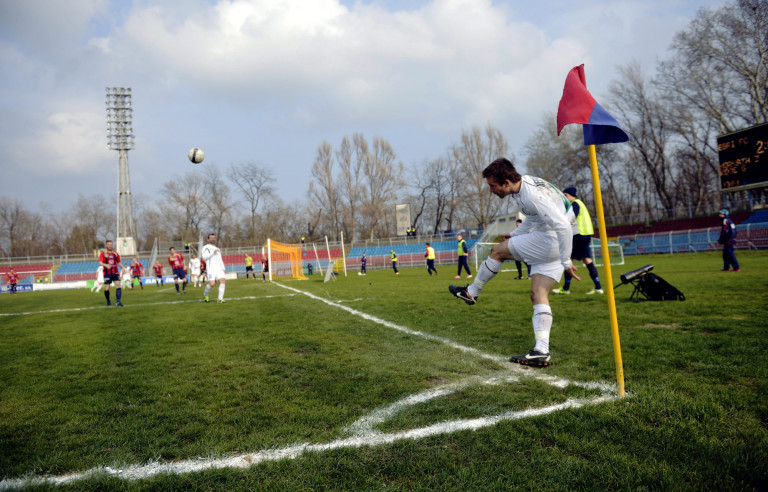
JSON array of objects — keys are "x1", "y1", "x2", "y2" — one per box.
[{"x1": 717, "y1": 122, "x2": 768, "y2": 192}]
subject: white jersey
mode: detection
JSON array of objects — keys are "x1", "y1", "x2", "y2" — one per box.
[
  {"x1": 201, "y1": 243, "x2": 226, "y2": 276},
  {"x1": 507, "y1": 175, "x2": 576, "y2": 268},
  {"x1": 122, "y1": 266, "x2": 132, "y2": 282},
  {"x1": 96, "y1": 265, "x2": 104, "y2": 283},
  {"x1": 189, "y1": 257, "x2": 201, "y2": 275}
]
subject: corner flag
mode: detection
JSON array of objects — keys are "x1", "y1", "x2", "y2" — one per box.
[
  {"x1": 557, "y1": 64, "x2": 628, "y2": 397},
  {"x1": 557, "y1": 64, "x2": 629, "y2": 145}
]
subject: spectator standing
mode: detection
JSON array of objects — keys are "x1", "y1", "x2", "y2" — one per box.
[
  {"x1": 718, "y1": 209, "x2": 740, "y2": 271},
  {"x1": 390, "y1": 249, "x2": 400, "y2": 275},
  {"x1": 552, "y1": 187, "x2": 604, "y2": 295},
  {"x1": 454, "y1": 233, "x2": 472, "y2": 279}
]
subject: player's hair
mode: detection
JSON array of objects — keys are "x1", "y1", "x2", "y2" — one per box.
[
  {"x1": 106, "y1": 239, "x2": 113, "y2": 243},
  {"x1": 208, "y1": 233, "x2": 215, "y2": 240},
  {"x1": 483, "y1": 157, "x2": 522, "y2": 184},
  {"x1": 169, "y1": 247, "x2": 175, "y2": 251},
  {"x1": 425, "y1": 242, "x2": 430, "y2": 246}
]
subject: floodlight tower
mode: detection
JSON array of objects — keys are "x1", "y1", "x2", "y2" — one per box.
[{"x1": 105, "y1": 87, "x2": 137, "y2": 256}]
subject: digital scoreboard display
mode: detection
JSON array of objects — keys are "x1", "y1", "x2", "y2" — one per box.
[{"x1": 717, "y1": 122, "x2": 768, "y2": 192}]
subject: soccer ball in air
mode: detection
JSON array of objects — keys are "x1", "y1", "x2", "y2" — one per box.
[{"x1": 188, "y1": 148, "x2": 205, "y2": 164}]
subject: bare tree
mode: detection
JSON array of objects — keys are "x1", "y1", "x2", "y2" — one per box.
[
  {"x1": 308, "y1": 141, "x2": 341, "y2": 237},
  {"x1": 227, "y1": 162, "x2": 275, "y2": 241},
  {"x1": 0, "y1": 197, "x2": 24, "y2": 257},
  {"x1": 159, "y1": 172, "x2": 206, "y2": 241},
  {"x1": 360, "y1": 136, "x2": 404, "y2": 238},
  {"x1": 610, "y1": 62, "x2": 679, "y2": 212},
  {"x1": 658, "y1": 0, "x2": 768, "y2": 134},
  {"x1": 451, "y1": 124, "x2": 509, "y2": 229},
  {"x1": 336, "y1": 135, "x2": 364, "y2": 240},
  {"x1": 203, "y1": 165, "x2": 233, "y2": 244}
]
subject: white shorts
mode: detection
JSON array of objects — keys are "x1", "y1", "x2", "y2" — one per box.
[
  {"x1": 507, "y1": 230, "x2": 564, "y2": 281},
  {"x1": 191, "y1": 269, "x2": 201, "y2": 276},
  {"x1": 207, "y1": 269, "x2": 226, "y2": 282}
]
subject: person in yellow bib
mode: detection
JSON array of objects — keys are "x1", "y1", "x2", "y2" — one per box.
[
  {"x1": 244, "y1": 254, "x2": 255, "y2": 279},
  {"x1": 425, "y1": 242, "x2": 437, "y2": 276},
  {"x1": 454, "y1": 233, "x2": 472, "y2": 279},
  {"x1": 390, "y1": 249, "x2": 400, "y2": 275},
  {"x1": 552, "y1": 187, "x2": 603, "y2": 295}
]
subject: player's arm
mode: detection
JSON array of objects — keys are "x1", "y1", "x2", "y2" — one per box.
[
  {"x1": 201, "y1": 246, "x2": 212, "y2": 262},
  {"x1": 98, "y1": 252, "x2": 110, "y2": 269}
]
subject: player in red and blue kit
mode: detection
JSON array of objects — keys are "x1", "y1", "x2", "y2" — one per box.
[
  {"x1": 168, "y1": 247, "x2": 188, "y2": 295},
  {"x1": 6, "y1": 268, "x2": 19, "y2": 295},
  {"x1": 130, "y1": 258, "x2": 144, "y2": 290},
  {"x1": 98, "y1": 240, "x2": 124, "y2": 307},
  {"x1": 152, "y1": 261, "x2": 164, "y2": 286}
]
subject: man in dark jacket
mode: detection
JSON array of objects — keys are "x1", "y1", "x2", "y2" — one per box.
[{"x1": 718, "y1": 209, "x2": 740, "y2": 272}]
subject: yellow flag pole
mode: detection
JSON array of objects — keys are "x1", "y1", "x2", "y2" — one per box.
[{"x1": 587, "y1": 144, "x2": 625, "y2": 397}]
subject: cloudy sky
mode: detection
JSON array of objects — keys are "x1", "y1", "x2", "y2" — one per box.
[{"x1": 0, "y1": 0, "x2": 723, "y2": 212}]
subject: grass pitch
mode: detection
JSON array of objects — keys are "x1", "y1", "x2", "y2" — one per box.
[{"x1": 1, "y1": 251, "x2": 767, "y2": 490}]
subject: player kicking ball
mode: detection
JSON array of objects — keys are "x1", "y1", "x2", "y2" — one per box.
[
  {"x1": 448, "y1": 158, "x2": 579, "y2": 367},
  {"x1": 201, "y1": 233, "x2": 227, "y2": 303}
]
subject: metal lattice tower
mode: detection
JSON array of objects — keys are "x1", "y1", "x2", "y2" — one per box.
[{"x1": 105, "y1": 87, "x2": 136, "y2": 253}]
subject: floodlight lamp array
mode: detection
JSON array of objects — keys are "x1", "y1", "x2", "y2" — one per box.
[{"x1": 105, "y1": 87, "x2": 135, "y2": 151}]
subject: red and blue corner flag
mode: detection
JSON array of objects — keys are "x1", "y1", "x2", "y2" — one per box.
[{"x1": 557, "y1": 64, "x2": 629, "y2": 145}]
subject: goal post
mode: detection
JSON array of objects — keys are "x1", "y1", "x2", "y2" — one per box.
[
  {"x1": 265, "y1": 239, "x2": 308, "y2": 281},
  {"x1": 590, "y1": 240, "x2": 625, "y2": 267}
]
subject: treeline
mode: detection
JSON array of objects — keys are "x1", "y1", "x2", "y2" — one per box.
[{"x1": 1, "y1": 0, "x2": 765, "y2": 258}]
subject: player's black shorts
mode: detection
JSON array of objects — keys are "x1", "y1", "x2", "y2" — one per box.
[
  {"x1": 133, "y1": 275, "x2": 141, "y2": 280},
  {"x1": 245, "y1": 266, "x2": 253, "y2": 272},
  {"x1": 104, "y1": 273, "x2": 121, "y2": 284},
  {"x1": 571, "y1": 234, "x2": 593, "y2": 261},
  {"x1": 172, "y1": 268, "x2": 187, "y2": 280}
]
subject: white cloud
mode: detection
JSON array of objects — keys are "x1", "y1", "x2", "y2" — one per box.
[
  {"x1": 19, "y1": 110, "x2": 111, "y2": 175},
  {"x1": 0, "y1": 0, "x2": 724, "y2": 209}
]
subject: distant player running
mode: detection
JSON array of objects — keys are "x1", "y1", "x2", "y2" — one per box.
[
  {"x1": 91, "y1": 265, "x2": 105, "y2": 293},
  {"x1": 189, "y1": 254, "x2": 201, "y2": 287},
  {"x1": 130, "y1": 258, "x2": 144, "y2": 290},
  {"x1": 152, "y1": 261, "x2": 164, "y2": 287},
  {"x1": 201, "y1": 233, "x2": 227, "y2": 303},
  {"x1": 6, "y1": 268, "x2": 19, "y2": 295},
  {"x1": 168, "y1": 247, "x2": 188, "y2": 296},
  {"x1": 98, "y1": 239, "x2": 124, "y2": 307},
  {"x1": 261, "y1": 257, "x2": 269, "y2": 282}
]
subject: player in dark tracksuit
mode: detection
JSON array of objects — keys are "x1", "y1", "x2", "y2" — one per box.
[{"x1": 718, "y1": 209, "x2": 740, "y2": 271}]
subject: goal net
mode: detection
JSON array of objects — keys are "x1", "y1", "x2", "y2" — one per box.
[
  {"x1": 590, "y1": 240, "x2": 625, "y2": 266},
  {"x1": 265, "y1": 239, "x2": 308, "y2": 281}
]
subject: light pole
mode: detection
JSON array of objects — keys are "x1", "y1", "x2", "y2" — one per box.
[{"x1": 106, "y1": 87, "x2": 137, "y2": 256}]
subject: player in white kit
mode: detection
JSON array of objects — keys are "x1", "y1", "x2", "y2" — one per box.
[
  {"x1": 188, "y1": 254, "x2": 202, "y2": 287},
  {"x1": 201, "y1": 233, "x2": 227, "y2": 303},
  {"x1": 449, "y1": 157, "x2": 580, "y2": 367}
]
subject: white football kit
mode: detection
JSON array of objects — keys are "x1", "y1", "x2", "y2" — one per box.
[
  {"x1": 189, "y1": 257, "x2": 201, "y2": 275},
  {"x1": 201, "y1": 244, "x2": 226, "y2": 281},
  {"x1": 506, "y1": 175, "x2": 576, "y2": 281}
]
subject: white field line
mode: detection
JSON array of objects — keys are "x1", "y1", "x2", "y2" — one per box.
[
  {"x1": 0, "y1": 294, "x2": 296, "y2": 317},
  {"x1": 0, "y1": 282, "x2": 623, "y2": 489}
]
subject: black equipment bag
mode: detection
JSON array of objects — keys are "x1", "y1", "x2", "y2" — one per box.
[{"x1": 637, "y1": 273, "x2": 685, "y2": 301}]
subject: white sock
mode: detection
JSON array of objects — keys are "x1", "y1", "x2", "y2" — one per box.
[
  {"x1": 467, "y1": 258, "x2": 502, "y2": 298},
  {"x1": 204, "y1": 284, "x2": 212, "y2": 297},
  {"x1": 532, "y1": 304, "x2": 553, "y2": 354},
  {"x1": 218, "y1": 283, "x2": 226, "y2": 301}
]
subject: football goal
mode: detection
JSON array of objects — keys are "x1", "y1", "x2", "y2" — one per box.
[{"x1": 265, "y1": 239, "x2": 308, "y2": 281}]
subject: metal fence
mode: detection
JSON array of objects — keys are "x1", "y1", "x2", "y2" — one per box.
[{"x1": 615, "y1": 221, "x2": 768, "y2": 255}]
